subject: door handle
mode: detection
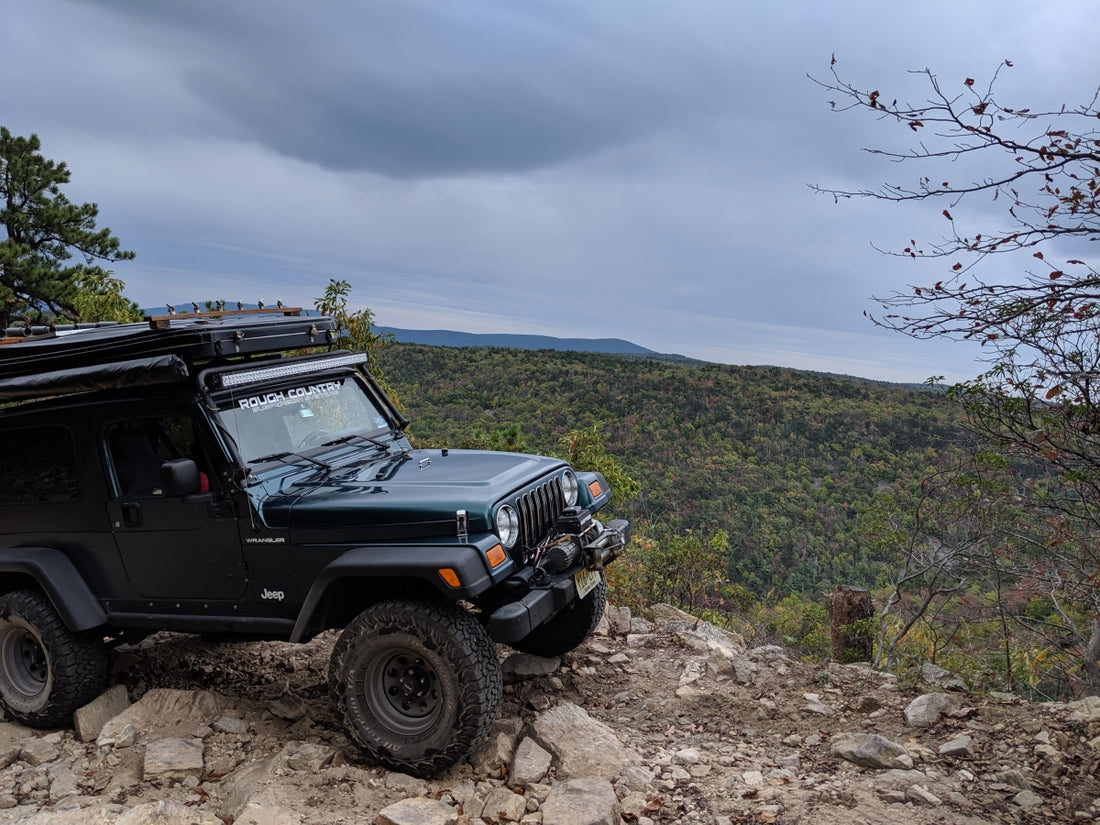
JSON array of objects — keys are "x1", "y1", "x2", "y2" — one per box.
[{"x1": 121, "y1": 502, "x2": 142, "y2": 526}]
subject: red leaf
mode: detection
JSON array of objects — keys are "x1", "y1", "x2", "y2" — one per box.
[
  {"x1": 1004, "y1": 59, "x2": 1013, "y2": 67},
  {"x1": 1033, "y1": 251, "x2": 1044, "y2": 260},
  {"x1": 1046, "y1": 386, "x2": 1062, "y2": 399},
  {"x1": 1050, "y1": 270, "x2": 1064, "y2": 280},
  {"x1": 1068, "y1": 259, "x2": 1085, "y2": 265},
  {"x1": 952, "y1": 263, "x2": 963, "y2": 271},
  {"x1": 942, "y1": 209, "x2": 953, "y2": 220},
  {"x1": 964, "y1": 78, "x2": 975, "y2": 87},
  {"x1": 909, "y1": 120, "x2": 924, "y2": 131}
]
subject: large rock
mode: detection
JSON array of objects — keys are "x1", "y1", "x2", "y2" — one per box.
[
  {"x1": 74, "y1": 685, "x2": 131, "y2": 743},
  {"x1": 917, "y1": 662, "x2": 968, "y2": 691},
  {"x1": 511, "y1": 736, "x2": 553, "y2": 785},
  {"x1": 215, "y1": 755, "x2": 280, "y2": 822},
  {"x1": 115, "y1": 800, "x2": 224, "y2": 824},
  {"x1": 830, "y1": 732, "x2": 914, "y2": 769},
  {"x1": 501, "y1": 653, "x2": 560, "y2": 684},
  {"x1": 937, "y1": 734, "x2": 974, "y2": 757},
  {"x1": 540, "y1": 776, "x2": 621, "y2": 825},
  {"x1": 20, "y1": 736, "x2": 60, "y2": 767},
  {"x1": 376, "y1": 797, "x2": 459, "y2": 825},
  {"x1": 903, "y1": 692, "x2": 963, "y2": 728},
  {"x1": 468, "y1": 719, "x2": 522, "y2": 776},
  {"x1": 602, "y1": 604, "x2": 633, "y2": 636},
  {"x1": 20, "y1": 808, "x2": 124, "y2": 824},
  {"x1": 648, "y1": 603, "x2": 746, "y2": 653},
  {"x1": 648, "y1": 603, "x2": 697, "y2": 625},
  {"x1": 285, "y1": 741, "x2": 336, "y2": 772},
  {"x1": 1067, "y1": 695, "x2": 1100, "y2": 723},
  {"x1": 0, "y1": 723, "x2": 25, "y2": 770},
  {"x1": 480, "y1": 786, "x2": 527, "y2": 822},
  {"x1": 531, "y1": 703, "x2": 637, "y2": 779},
  {"x1": 142, "y1": 738, "x2": 204, "y2": 782},
  {"x1": 97, "y1": 689, "x2": 224, "y2": 747}
]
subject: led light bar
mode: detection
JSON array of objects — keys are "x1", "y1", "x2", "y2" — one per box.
[{"x1": 216, "y1": 352, "x2": 368, "y2": 389}]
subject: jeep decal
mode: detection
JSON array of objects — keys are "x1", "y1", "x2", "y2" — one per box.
[{"x1": 237, "y1": 382, "x2": 341, "y2": 412}]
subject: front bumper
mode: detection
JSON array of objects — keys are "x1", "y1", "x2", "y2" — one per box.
[{"x1": 486, "y1": 517, "x2": 629, "y2": 644}]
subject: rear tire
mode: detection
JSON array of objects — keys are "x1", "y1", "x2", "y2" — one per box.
[
  {"x1": 0, "y1": 589, "x2": 108, "y2": 728},
  {"x1": 328, "y1": 599, "x2": 501, "y2": 777},
  {"x1": 511, "y1": 573, "x2": 607, "y2": 657}
]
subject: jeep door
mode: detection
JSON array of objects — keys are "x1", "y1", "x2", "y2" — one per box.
[{"x1": 104, "y1": 413, "x2": 247, "y2": 600}]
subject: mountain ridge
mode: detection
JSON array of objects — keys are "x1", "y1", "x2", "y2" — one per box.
[{"x1": 376, "y1": 326, "x2": 659, "y2": 356}]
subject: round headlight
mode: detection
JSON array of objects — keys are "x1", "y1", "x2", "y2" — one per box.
[
  {"x1": 495, "y1": 505, "x2": 519, "y2": 548},
  {"x1": 561, "y1": 470, "x2": 579, "y2": 506}
]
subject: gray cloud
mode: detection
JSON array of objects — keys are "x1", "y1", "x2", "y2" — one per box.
[
  {"x1": 4, "y1": 0, "x2": 1099, "y2": 383},
  {"x1": 76, "y1": 0, "x2": 738, "y2": 176}
]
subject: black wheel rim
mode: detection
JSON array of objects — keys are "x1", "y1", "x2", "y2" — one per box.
[
  {"x1": 363, "y1": 644, "x2": 443, "y2": 736},
  {"x1": 0, "y1": 626, "x2": 48, "y2": 700}
]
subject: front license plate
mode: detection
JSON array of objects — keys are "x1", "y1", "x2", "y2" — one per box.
[{"x1": 574, "y1": 567, "x2": 601, "y2": 599}]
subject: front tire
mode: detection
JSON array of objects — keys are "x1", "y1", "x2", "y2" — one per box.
[
  {"x1": 328, "y1": 599, "x2": 502, "y2": 777},
  {"x1": 0, "y1": 589, "x2": 108, "y2": 728},
  {"x1": 511, "y1": 573, "x2": 607, "y2": 658}
]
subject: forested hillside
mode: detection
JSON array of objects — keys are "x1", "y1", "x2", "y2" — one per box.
[{"x1": 376, "y1": 343, "x2": 970, "y2": 598}]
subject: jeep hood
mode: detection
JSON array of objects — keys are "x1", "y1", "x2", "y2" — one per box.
[{"x1": 255, "y1": 448, "x2": 568, "y2": 543}]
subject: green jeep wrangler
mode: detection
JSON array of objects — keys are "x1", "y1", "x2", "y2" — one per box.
[{"x1": 0, "y1": 309, "x2": 629, "y2": 776}]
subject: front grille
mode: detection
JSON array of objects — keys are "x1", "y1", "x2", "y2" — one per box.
[{"x1": 515, "y1": 476, "x2": 566, "y2": 553}]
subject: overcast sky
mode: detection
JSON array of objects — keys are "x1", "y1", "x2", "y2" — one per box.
[{"x1": 4, "y1": 1, "x2": 1099, "y2": 382}]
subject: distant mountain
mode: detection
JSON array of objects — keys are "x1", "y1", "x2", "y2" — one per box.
[
  {"x1": 377, "y1": 327, "x2": 659, "y2": 355},
  {"x1": 377, "y1": 343, "x2": 968, "y2": 596}
]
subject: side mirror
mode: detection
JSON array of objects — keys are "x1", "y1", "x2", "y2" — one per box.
[{"x1": 160, "y1": 458, "x2": 201, "y2": 497}]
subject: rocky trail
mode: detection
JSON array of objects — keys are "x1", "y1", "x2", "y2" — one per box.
[{"x1": 0, "y1": 603, "x2": 1098, "y2": 825}]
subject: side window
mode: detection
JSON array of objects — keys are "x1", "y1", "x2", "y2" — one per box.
[
  {"x1": 106, "y1": 415, "x2": 205, "y2": 496},
  {"x1": 0, "y1": 426, "x2": 80, "y2": 504}
]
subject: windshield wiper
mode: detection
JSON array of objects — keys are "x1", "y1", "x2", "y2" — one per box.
[
  {"x1": 322, "y1": 431, "x2": 409, "y2": 456},
  {"x1": 249, "y1": 451, "x2": 332, "y2": 470}
]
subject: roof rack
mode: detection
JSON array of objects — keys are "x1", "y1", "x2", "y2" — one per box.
[
  {"x1": 2, "y1": 321, "x2": 121, "y2": 346},
  {"x1": 0, "y1": 311, "x2": 337, "y2": 383},
  {"x1": 145, "y1": 305, "x2": 303, "y2": 329}
]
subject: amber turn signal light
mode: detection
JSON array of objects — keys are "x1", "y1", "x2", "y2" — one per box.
[
  {"x1": 486, "y1": 544, "x2": 507, "y2": 568},
  {"x1": 438, "y1": 568, "x2": 461, "y2": 588}
]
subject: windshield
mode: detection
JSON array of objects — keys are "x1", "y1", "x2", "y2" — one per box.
[{"x1": 215, "y1": 374, "x2": 392, "y2": 465}]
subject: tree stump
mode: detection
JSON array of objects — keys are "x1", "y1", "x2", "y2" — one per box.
[{"x1": 830, "y1": 585, "x2": 873, "y2": 663}]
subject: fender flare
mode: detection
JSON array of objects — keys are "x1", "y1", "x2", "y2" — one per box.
[
  {"x1": 290, "y1": 544, "x2": 498, "y2": 642},
  {"x1": 576, "y1": 470, "x2": 612, "y2": 511},
  {"x1": 0, "y1": 547, "x2": 107, "y2": 631}
]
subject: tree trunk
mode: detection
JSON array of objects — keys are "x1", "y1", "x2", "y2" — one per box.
[
  {"x1": 830, "y1": 585, "x2": 873, "y2": 663},
  {"x1": 1083, "y1": 612, "x2": 1100, "y2": 697}
]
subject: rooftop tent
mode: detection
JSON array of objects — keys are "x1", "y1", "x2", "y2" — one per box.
[
  {"x1": 0, "y1": 310, "x2": 337, "y2": 382},
  {"x1": 0, "y1": 355, "x2": 190, "y2": 402}
]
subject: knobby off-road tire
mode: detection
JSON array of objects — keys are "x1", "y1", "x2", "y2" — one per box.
[
  {"x1": 0, "y1": 589, "x2": 108, "y2": 728},
  {"x1": 511, "y1": 573, "x2": 607, "y2": 658},
  {"x1": 328, "y1": 599, "x2": 502, "y2": 777}
]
